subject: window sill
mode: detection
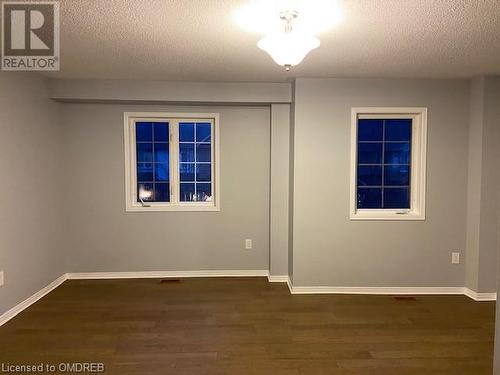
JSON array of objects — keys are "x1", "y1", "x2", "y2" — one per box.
[
  {"x1": 350, "y1": 210, "x2": 425, "y2": 221},
  {"x1": 126, "y1": 204, "x2": 220, "y2": 212}
]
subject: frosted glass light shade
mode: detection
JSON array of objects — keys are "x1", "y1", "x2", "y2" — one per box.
[{"x1": 257, "y1": 32, "x2": 320, "y2": 67}]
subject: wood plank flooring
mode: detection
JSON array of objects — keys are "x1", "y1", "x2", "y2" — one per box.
[{"x1": 0, "y1": 277, "x2": 495, "y2": 374}]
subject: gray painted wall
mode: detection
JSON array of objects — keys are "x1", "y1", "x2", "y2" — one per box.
[
  {"x1": 61, "y1": 104, "x2": 271, "y2": 272},
  {"x1": 0, "y1": 73, "x2": 65, "y2": 314},
  {"x1": 465, "y1": 77, "x2": 484, "y2": 292},
  {"x1": 270, "y1": 104, "x2": 290, "y2": 276},
  {"x1": 466, "y1": 76, "x2": 500, "y2": 293},
  {"x1": 478, "y1": 77, "x2": 500, "y2": 292},
  {"x1": 288, "y1": 83, "x2": 296, "y2": 279},
  {"x1": 485, "y1": 76, "x2": 500, "y2": 374},
  {"x1": 49, "y1": 79, "x2": 292, "y2": 104},
  {"x1": 291, "y1": 78, "x2": 470, "y2": 287}
]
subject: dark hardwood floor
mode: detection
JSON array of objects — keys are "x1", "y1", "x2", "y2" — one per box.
[{"x1": 0, "y1": 277, "x2": 495, "y2": 374}]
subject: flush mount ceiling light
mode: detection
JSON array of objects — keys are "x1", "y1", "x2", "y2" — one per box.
[
  {"x1": 234, "y1": 0, "x2": 342, "y2": 70},
  {"x1": 234, "y1": 0, "x2": 341, "y2": 71},
  {"x1": 234, "y1": 0, "x2": 342, "y2": 35},
  {"x1": 257, "y1": 10, "x2": 320, "y2": 71}
]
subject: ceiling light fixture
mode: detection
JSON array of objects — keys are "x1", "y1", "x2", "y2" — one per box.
[
  {"x1": 235, "y1": 1, "x2": 341, "y2": 71},
  {"x1": 234, "y1": 0, "x2": 342, "y2": 35},
  {"x1": 257, "y1": 10, "x2": 320, "y2": 71}
]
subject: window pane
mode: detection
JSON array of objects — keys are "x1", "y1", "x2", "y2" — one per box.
[
  {"x1": 196, "y1": 143, "x2": 211, "y2": 162},
  {"x1": 137, "y1": 143, "x2": 153, "y2": 163},
  {"x1": 196, "y1": 164, "x2": 211, "y2": 182},
  {"x1": 179, "y1": 122, "x2": 195, "y2": 142},
  {"x1": 154, "y1": 142, "x2": 169, "y2": 163},
  {"x1": 196, "y1": 123, "x2": 211, "y2": 143},
  {"x1": 179, "y1": 143, "x2": 195, "y2": 162},
  {"x1": 135, "y1": 122, "x2": 172, "y2": 203},
  {"x1": 196, "y1": 183, "x2": 212, "y2": 202},
  {"x1": 180, "y1": 183, "x2": 195, "y2": 202},
  {"x1": 358, "y1": 143, "x2": 382, "y2": 164},
  {"x1": 154, "y1": 183, "x2": 170, "y2": 202},
  {"x1": 385, "y1": 119, "x2": 412, "y2": 141},
  {"x1": 358, "y1": 119, "x2": 383, "y2": 142},
  {"x1": 384, "y1": 165, "x2": 410, "y2": 186},
  {"x1": 357, "y1": 188, "x2": 382, "y2": 208},
  {"x1": 357, "y1": 165, "x2": 382, "y2": 186},
  {"x1": 385, "y1": 143, "x2": 410, "y2": 165},
  {"x1": 137, "y1": 163, "x2": 153, "y2": 182},
  {"x1": 180, "y1": 163, "x2": 195, "y2": 182},
  {"x1": 153, "y1": 122, "x2": 168, "y2": 142},
  {"x1": 155, "y1": 163, "x2": 169, "y2": 181},
  {"x1": 132, "y1": 118, "x2": 217, "y2": 207},
  {"x1": 136, "y1": 122, "x2": 152, "y2": 142},
  {"x1": 384, "y1": 187, "x2": 410, "y2": 208},
  {"x1": 137, "y1": 183, "x2": 154, "y2": 202},
  {"x1": 356, "y1": 116, "x2": 414, "y2": 211}
]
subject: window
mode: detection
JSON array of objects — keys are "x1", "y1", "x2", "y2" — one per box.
[
  {"x1": 350, "y1": 108, "x2": 427, "y2": 220},
  {"x1": 124, "y1": 112, "x2": 220, "y2": 211}
]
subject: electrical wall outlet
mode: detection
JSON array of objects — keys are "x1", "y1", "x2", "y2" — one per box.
[
  {"x1": 245, "y1": 239, "x2": 253, "y2": 249},
  {"x1": 451, "y1": 252, "x2": 460, "y2": 264},
  {"x1": 0, "y1": 271, "x2": 4, "y2": 286}
]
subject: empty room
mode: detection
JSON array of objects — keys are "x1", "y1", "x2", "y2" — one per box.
[{"x1": 1, "y1": 0, "x2": 500, "y2": 374}]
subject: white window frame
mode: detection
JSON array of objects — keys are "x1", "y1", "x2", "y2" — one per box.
[
  {"x1": 124, "y1": 112, "x2": 220, "y2": 212},
  {"x1": 350, "y1": 107, "x2": 427, "y2": 221}
]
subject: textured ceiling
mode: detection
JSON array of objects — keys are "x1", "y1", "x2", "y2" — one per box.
[{"x1": 46, "y1": 0, "x2": 500, "y2": 81}]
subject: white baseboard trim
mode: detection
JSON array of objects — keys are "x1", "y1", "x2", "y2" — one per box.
[
  {"x1": 66, "y1": 270, "x2": 269, "y2": 280},
  {"x1": 0, "y1": 270, "x2": 270, "y2": 326},
  {"x1": 463, "y1": 287, "x2": 497, "y2": 301},
  {"x1": 286, "y1": 277, "x2": 293, "y2": 294},
  {"x1": 0, "y1": 274, "x2": 67, "y2": 327},
  {"x1": 288, "y1": 284, "x2": 465, "y2": 295},
  {"x1": 2, "y1": 273, "x2": 495, "y2": 327},
  {"x1": 286, "y1": 281, "x2": 497, "y2": 301},
  {"x1": 62, "y1": 273, "x2": 497, "y2": 302},
  {"x1": 267, "y1": 275, "x2": 289, "y2": 283}
]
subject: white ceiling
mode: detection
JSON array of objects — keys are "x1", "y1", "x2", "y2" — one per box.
[{"x1": 47, "y1": 0, "x2": 500, "y2": 81}]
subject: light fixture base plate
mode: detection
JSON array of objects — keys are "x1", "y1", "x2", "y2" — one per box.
[{"x1": 279, "y1": 10, "x2": 299, "y2": 21}]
